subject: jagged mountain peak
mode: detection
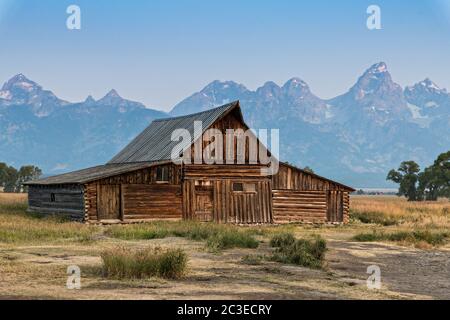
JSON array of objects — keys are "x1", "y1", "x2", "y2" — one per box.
[
  {"x1": 106, "y1": 89, "x2": 121, "y2": 98},
  {"x1": 282, "y1": 77, "x2": 311, "y2": 97},
  {"x1": 202, "y1": 80, "x2": 249, "y2": 93},
  {"x1": 357, "y1": 62, "x2": 395, "y2": 87},
  {"x1": 256, "y1": 81, "x2": 282, "y2": 98},
  {"x1": 283, "y1": 77, "x2": 309, "y2": 88},
  {"x1": 345, "y1": 61, "x2": 403, "y2": 102},
  {"x1": 366, "y1": 62, "x2": 388, "y2": 75},
  {"x1": 406, "y1": 78, "x2": 448, "y2": 95},
  {"x1": 84, "y1": 95, "x2": 96, "y2": 104},
  {"x1": 261, "y1": 81, "x2": 280, "y2": 88},
  {"x1": 97, "y1": 89, "x2": 125, "y2": 105},
  {"x1": 420, "y1": 78, "x2": 440, "y2": 89},
  {"x1": 0, "y1": 74, "x2": 67, "y2": 116},
  {"x1": 2, "y1": 73, "x2": 41, "y2": 92}
]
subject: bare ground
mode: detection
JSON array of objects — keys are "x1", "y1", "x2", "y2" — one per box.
[{"x1": 1, "y1": 227, "x2": 449, "y2": 300}]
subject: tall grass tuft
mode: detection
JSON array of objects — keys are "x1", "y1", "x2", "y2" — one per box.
[
  {"x1": 206, "y1": 230, "x2": 259, "y2": 251},
  {"x1": 107, "y1": 221, "x2": 260, "y2": 251},
  {"x1": 101, "y1": 247, "x2": 188, "y2": 279},
  {"x1": 269, "y1": 233, "x2": 327, "y2": 269},
  {"x1": 269, "y1": 232, "x2": 296, "y2": 248}
]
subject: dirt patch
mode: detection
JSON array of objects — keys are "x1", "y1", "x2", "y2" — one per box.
[
  {"x1": 2, "y1": 233, "x2": 445, "y2": 300},
  {"x1": 328, "y1": 239, "x2": 450, "y2": 299}
]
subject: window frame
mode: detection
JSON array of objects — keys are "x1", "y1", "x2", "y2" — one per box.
[
  {"x1": 232, "y1": 182, "x2": 257, "y2": 194},
  {"x1": 156, "y1": 166, "x2": 170, "y2": 183}
]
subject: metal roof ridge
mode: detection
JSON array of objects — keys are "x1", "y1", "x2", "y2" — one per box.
[{"x1": 153, "y1": 101, "x2": 239, "y2": 122}]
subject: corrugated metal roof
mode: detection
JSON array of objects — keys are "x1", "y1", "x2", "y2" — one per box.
[
  {"x1": 25, "y1": 162, "x2": 166, "y2": 185},
  {"x1": 108, "y1": 101, "x2": 239, "y2": 164}
]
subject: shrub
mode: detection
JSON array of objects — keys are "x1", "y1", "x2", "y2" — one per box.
[
  {"x1": 269, "y1": 232, "x2": 295, "y2": 248},
  {"x1": 101, "y1": 247, "x2": 188, "y2": 279},
  {"x1": 269, "y1": 234, "x2": 327, "y2": 269},
  {"x1": 206, "y1": 230, "x2": 259, "y2": 251}
]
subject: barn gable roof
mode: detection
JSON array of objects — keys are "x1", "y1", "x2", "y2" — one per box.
[{"x1": 108, "y1": 101, "x2": 241, "y2": 164}]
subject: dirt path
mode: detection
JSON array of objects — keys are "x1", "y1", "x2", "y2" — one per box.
[
  {"x1": 0, "y1": 235, "x2": 449, "y2": 300},
  {"x1": 327, "y1": 239, "x2": 450, "y2": 299}
]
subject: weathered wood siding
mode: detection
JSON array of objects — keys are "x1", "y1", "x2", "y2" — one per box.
[
  {"x1": 272, "y1": 163, "x2": 351, "y2": 223},
  {"x1": 272, "y1": 190, "x2": 327, "y2": 224},
  {"x1": 183, "y1": 164, "x2": 273, "y2": 224},
  {"x1": 272, "y1": 164, "x2": 349, "y2": 191},
  {"x1": 122, "y1": 184, "x2": 182, "y2": 221},
  {"x1": 186, "y1": 108, "x2": 270, "y2": 165},
  {"x1": 84, "y1": 164, "x2": 182, "y2": 222},
  {"x1": 28, "y1": 184, "x2": 84, "y2": 220}
]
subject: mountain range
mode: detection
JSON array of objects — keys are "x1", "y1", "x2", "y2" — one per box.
[{"x1": 1, "y1": 62, "x2": 449, "y2": 187}]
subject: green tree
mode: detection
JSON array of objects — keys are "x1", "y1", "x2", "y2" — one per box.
[
  {"x1": 2, "y1": 165, "x2": 19, "y2": 193},
  {"x1": 0, "y1": 163, "x2": 42, "y2": 193},
  {"x1": 0, "y1": 162, "x2": 8, "y2": 187},
  {"x1": 418, "y1": 166, "x2": 440, "y2": 201},
  {"x1": 387, "y1": 161, "x2": 421, "y2": 201},
  {"x1": 17, "y1": 165, "x2": 42, "y2": 192},
  {"x1": 416, "y1": 151, "x2": 450, "y2": 201}
]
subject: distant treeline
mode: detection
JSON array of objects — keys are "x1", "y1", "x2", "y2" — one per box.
[
  {"x1": 354, "y1": 190, "x2": 397, "y2": 196},
  {"x1": 387, "y1": 151, "x2": 450, "y2": 201},
  {"x1": 0, "y1": 162, "x2": 42, "y2": 193}
]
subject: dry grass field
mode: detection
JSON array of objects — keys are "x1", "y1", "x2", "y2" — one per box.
[{"x1": 0, "y1": 193, "x2": 449, "y2": 300}]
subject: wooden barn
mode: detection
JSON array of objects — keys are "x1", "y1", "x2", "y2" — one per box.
[{"x1": 26, "y1": 101, "x2": 354, "y2": 224}]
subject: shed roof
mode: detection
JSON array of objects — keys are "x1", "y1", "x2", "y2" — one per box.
[{"x1": 25, "y1": 162, "x2": 166, "y2": 185}]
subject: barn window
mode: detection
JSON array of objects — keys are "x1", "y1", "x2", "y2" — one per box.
[
  {"x1": 50, "y1": 193, "x2": 56, "y2": 202},
  {"x1": 156, "y1": 166, "x2": 169, "y2": 182},
  {"x1": 233, "y1": 182, "x2": 256, "y2": 193},
  {"x1": 195, "y1": 180, "x2": 212, "y2": 187},
  {"x1": 233, "y1": 183, "x2": 243, "y2": 192}
]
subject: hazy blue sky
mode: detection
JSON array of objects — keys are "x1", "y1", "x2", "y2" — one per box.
[{"x1": 1, "y1": 0, "x2": 450, "y2": 111}]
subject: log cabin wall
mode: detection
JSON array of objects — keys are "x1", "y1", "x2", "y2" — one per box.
[
  {"x1": 84, "y1": 163, "x2": 182, "y2": 223},
  {"x1": 272, "y1": 163, "x2": 351, "y2": 223},
  {"x1": 183, "y1": 165, "x2": 273, "y2": 224},
  {"x1": 28, "y1": 184, "x2": 85, "y2": 221}
]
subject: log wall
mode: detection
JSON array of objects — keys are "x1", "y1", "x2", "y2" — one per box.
[
  {"x1": 272, "y1": 190, "x2": 327, "y2": 224},
  {"x1": 272, "y1": 163, "x2": 352, "y2": 223},
  {"x1": 84, "y1": 163, "x2": 182, "y2": 222},
  {"x1": 121, "y1": 184, "x2": 182, "y2": 221},
  {"x1": 28, "y1": 184, "x2": 85, "y2": 220}
]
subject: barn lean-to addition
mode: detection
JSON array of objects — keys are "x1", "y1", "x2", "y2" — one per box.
[{"x1": 26, "y1": 101, "x2": 354, "y2": 224}]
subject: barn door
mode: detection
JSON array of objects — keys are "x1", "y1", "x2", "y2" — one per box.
[
  {"x1": 97, "y1": 184, "x2": 121, "y2": 220},
  {"x1": 194, "y1": 184, "x2": 214, "y2": 222}
]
